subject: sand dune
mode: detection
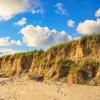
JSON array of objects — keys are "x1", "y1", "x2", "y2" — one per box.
[{"x1": 0, "y1": 77, "x2": 100, "y2": 100}]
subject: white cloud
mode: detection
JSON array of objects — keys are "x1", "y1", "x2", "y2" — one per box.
[
  {"x1": 74, "y1": 36, "x2": 81, "y2": 40},
  {"x1": 32, "y1": 8, "x2": 45, "y2": 15},
  {"x1": 76, "y1": 19, "x2": 100, "y2": 35},
  {"x1": 67, "y1": 19, "x2": 75, "y2": 28},
  {"x1": 95, "y1": 8, "x2": 100, "y2": 17},
  {"x1": 15, "y1": 17, "x2": 27, "y2": 26},
  {"x1": 0, "y1": 48, "x2": 18, "y2": 56},
  {"x1": 0, "y1": 37, "x2": 22, "y2": 46},
  {"x1": 54, "y1": 3, "x2": 67, "y2": 16},
  {"x1": 0, "y1": 0, "x2": 41, "y2": 20},
  {"x1": 20, "y1": 25, "x2": 72, "y2": 47}
]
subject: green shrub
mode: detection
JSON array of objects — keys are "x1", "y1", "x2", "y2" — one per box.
[
  {"x1": 58, "y1": 58, "x2": 74, "y2": 77},
  {"x1": 81, "y1": 58, "x2": 100, "y2": 69},
  {"x1": 47, "y1": 60, "x2": 55, "y2": 68},
  {"x1": 70, "y1": 58, "x2": 100, "y2": 73}
]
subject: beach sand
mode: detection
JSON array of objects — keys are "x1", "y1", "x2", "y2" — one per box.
[{"x1": 0, "y1": 77, "x2": 100, "y2": 100}]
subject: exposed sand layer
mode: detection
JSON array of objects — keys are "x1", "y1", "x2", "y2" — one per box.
[{"x1": 0, "y1": 77, "x2": 100, "y2": 100}]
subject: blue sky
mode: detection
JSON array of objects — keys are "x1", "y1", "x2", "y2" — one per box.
[{"x1": 0, "y1": 0, "x2": 100, "y2": 56}]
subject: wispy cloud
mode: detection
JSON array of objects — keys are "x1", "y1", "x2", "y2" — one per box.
[
  {"x1": 32, "y1": 8, "x2": 45, "y2": 15},
  {"x1": 0, "y1": 37, "x2": 22, "y2": 46},
  {"x1": 67, "y1": 19, "x2": 75, "y2": 28},
  {"x1": 0, "y1": 48, "x2": 18, "y2": 56},
  {"x1": 95, "y1": 8, "x2": 100, "y2": 17},
  {"x1": 14, "y1": 17, "x2": 27, "y2": 26},
  {"x1": 54, "y1": 3, "x2": 67, "y2": 16}
]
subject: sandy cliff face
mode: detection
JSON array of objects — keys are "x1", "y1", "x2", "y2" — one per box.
[{"x1": 0, "y1": 34, "x2": 100, "y2": 85}]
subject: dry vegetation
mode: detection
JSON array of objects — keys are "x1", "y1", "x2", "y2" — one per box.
[{"x1": 0, "y1": 34, "x2": 100, "y2": 85}]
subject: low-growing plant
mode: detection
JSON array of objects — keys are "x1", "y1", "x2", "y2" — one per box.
[
  {"x1": 58, "y1": 57, "x2": 74, "y2": 77},
  {"x1": 81, "y1": 58, "x2": 100, "y2": 69},
  {"x1": 3, "y1": 55, "x2": 11, "y2": 61}
]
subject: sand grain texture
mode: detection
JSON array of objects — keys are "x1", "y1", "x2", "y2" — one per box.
[{"x1": 0, "y1": 77, "x2": 100, "y2": 100}]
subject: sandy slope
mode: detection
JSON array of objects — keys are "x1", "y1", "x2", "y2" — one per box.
[{"x1": 0, "y1": 77, "x2": 100, "y2": 100}]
